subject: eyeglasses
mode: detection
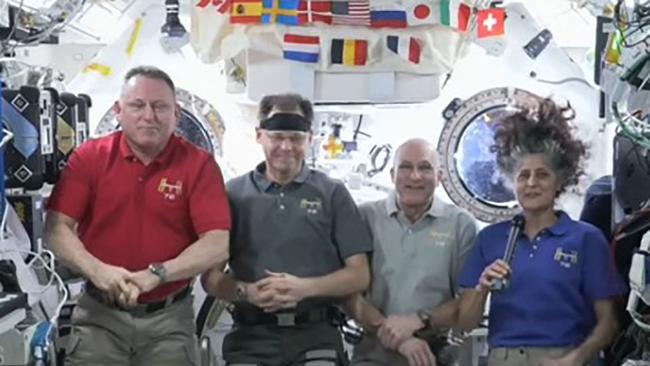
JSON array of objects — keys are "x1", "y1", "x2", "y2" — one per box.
[{"x1": 262, "y1": 130, "x2": 310, "y2": 145}]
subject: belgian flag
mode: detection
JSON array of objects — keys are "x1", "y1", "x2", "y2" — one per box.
[{"x1": 331, "y1": 39, "x2": 368, "y2": 66}]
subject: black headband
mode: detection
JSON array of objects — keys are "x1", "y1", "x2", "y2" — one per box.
[{"x1": 260, "y1": 113, "x2": 311, "y2": 132}]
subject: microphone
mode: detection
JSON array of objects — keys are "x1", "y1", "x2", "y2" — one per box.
[{"x1": 491, "y1": 215, "x2": 525, "y2": 292}]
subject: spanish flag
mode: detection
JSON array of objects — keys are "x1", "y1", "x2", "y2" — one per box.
[
  {"x1": 230, "y1": 0, "x2": 262, "y2": 24},
  {"x1": 331, "y1": 39, "x2": 367, "y2": 66}
]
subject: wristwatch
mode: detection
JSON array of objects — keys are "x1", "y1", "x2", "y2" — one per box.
[
  {"x1": 416, "y1": 309, "x2": 432, "y2": 331},
  {"x1": 235, "y1": 282, "x2": 248, "y2": 302},
  {"x1": 148, "y1": 263, "x2": 167, "y2": 284}
]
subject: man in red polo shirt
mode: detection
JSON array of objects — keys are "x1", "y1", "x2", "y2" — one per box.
[{"x1": 46, "y1": 65, "x2": 230, "y2": 365}]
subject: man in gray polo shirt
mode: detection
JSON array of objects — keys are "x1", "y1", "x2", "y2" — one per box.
[
  {"x1": 346, "y1": 138, "x2": 478, "y2": 366},
  {"x1": 202, "y1": 93, "x2": 372, "y2": 366}
]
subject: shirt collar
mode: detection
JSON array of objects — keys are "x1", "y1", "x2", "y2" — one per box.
[
  {"x1": 546, "y1": 210, "x2": 572, "y2": 236},
  {"x1": 384, "y1": 191, "x2": 444, "y2": 218},
  {"x1": 252, "y1": 161, "x2": 310, "y2": 191},
  {"x1": 510, "y1": 210, "x2": 571, "y2": 238},
  {"x1": 119, "y1": 132, "x2": 177, "y2": 165}
]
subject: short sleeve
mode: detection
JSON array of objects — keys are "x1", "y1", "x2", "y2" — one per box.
[
  {"x1": 189, "y1": 156, "x2": 231, "y2": 234},
  {"x1": 458, "y1": 230, "x2": 489, "y2": 289},
  {"x1": 581, "y1": 228, "x2": 627, "y2": 300},
  {"x1": 331, "y1": 183, "x2": 373, "y2": 260},
  {"x1": 452, "y1": 213, "x2": 479, "y2": 293},
  {"x1": 46, "y1": 147, "x2": 93, "y2": 221}
]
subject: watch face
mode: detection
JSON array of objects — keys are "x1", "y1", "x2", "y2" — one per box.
[
  {"x1": 235, "y1": 284, "x2": 247, "y2": 302},
  {"x1": 417, "y1": 310, "x2": 430, "y2": 324},
  {"x1": 149, "y1": 263, "x2": 166, "y2": 280}
]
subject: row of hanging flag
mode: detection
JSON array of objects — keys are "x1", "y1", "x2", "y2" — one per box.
[
  {"x1": 196, "y1": 0, "x2": 505, "y2": 38},
  {"x1": 283, "y1": 33, "x2": 423, "y2": 65}
]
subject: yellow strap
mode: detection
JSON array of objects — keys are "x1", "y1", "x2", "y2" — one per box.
[
  {"x1": 126, "y1": 18, "x2": 143, "y2": 56},
  {"x1": 82, "y1": 62, "x2": 112, "y2": 76}
]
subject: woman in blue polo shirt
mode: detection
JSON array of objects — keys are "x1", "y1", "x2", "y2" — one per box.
[{"x1": 457, "y1": 97, "x2": 626, "y2": 366}]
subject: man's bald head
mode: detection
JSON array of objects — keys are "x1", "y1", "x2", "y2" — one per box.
[
  {"x1": 390, "y1": 138, "x2": 441, "y2": 214},
  {"x1": 120, "y1": 65, "x2": 176, "y2": 99},
  {"x1": 393, "y1": 138, "x2": 439, "y2": 170}
]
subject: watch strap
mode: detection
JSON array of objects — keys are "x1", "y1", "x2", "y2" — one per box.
[
  {"x1": 416, "y1": 309, "x2": 432, "y2": 331},
  {"x1": 235, "y1": 282, "x2": 248, "y2": 302},
  {"x1": 148, "y1": 263, "x2": 167, "y2": 284}
]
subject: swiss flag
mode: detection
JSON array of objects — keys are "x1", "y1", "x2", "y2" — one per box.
[{"x1": 477, "y1": 8, "x2": 505, "y2": 38}]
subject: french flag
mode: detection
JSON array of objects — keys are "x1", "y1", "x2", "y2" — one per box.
[
  {"x1": 386, "y1": 35, "x2": 421, "y2": 64},
  {"x1": 283, "y1": 34, "x2": 320, "y2": 63}
]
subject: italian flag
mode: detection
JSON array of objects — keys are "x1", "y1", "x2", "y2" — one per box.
[{"x1": 439, "y1": 0, "x2": 470, "y2": 31}]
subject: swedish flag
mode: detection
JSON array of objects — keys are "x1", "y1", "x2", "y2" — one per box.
[{"x1": 262, "y1": 0, "x2": 299, "y2": 25}]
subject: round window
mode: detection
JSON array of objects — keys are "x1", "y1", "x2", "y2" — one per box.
[{"x1": 438, "y1": 87, "x2": 539, "y2": 223}]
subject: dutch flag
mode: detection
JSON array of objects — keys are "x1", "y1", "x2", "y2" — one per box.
[{"x1": 283, "y1": 34, "x2": 320, "y2": 63}]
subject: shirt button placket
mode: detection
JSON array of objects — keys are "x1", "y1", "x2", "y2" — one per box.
[
  {"x1": 529, "y1": 238, "x2": 535, "y2": 258},
  {"x1": 135, "y1": 167, "x2": 145, "y2": 258},
  {"x1": 279, "y1": 191, "x2": 285, "y2": 211},
  {"x1": 404, "y1": 228, "x2": 416, "y2": 255}
]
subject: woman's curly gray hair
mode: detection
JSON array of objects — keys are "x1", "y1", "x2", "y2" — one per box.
[{"x1": 490, "y1": 97, "x2": 588, "y2": 194}]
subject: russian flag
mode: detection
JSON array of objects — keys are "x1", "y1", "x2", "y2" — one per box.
[
  {"x1": 386, "y1": 35, "x2": 421, "y2": 64},
  {"x1": 283, "y1": 34, "x2": 320, "y2": 63},
  {"x1": 370, "y1": 10, "x2": 407, "y2": 28}
]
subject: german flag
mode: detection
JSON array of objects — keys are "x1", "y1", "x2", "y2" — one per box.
[
  {"x1": 331, "y1": 39, "x2": 367, "y2": 66},
  {"x1": 230, "y1": 0, "x2": 262, "y2": 24}
]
